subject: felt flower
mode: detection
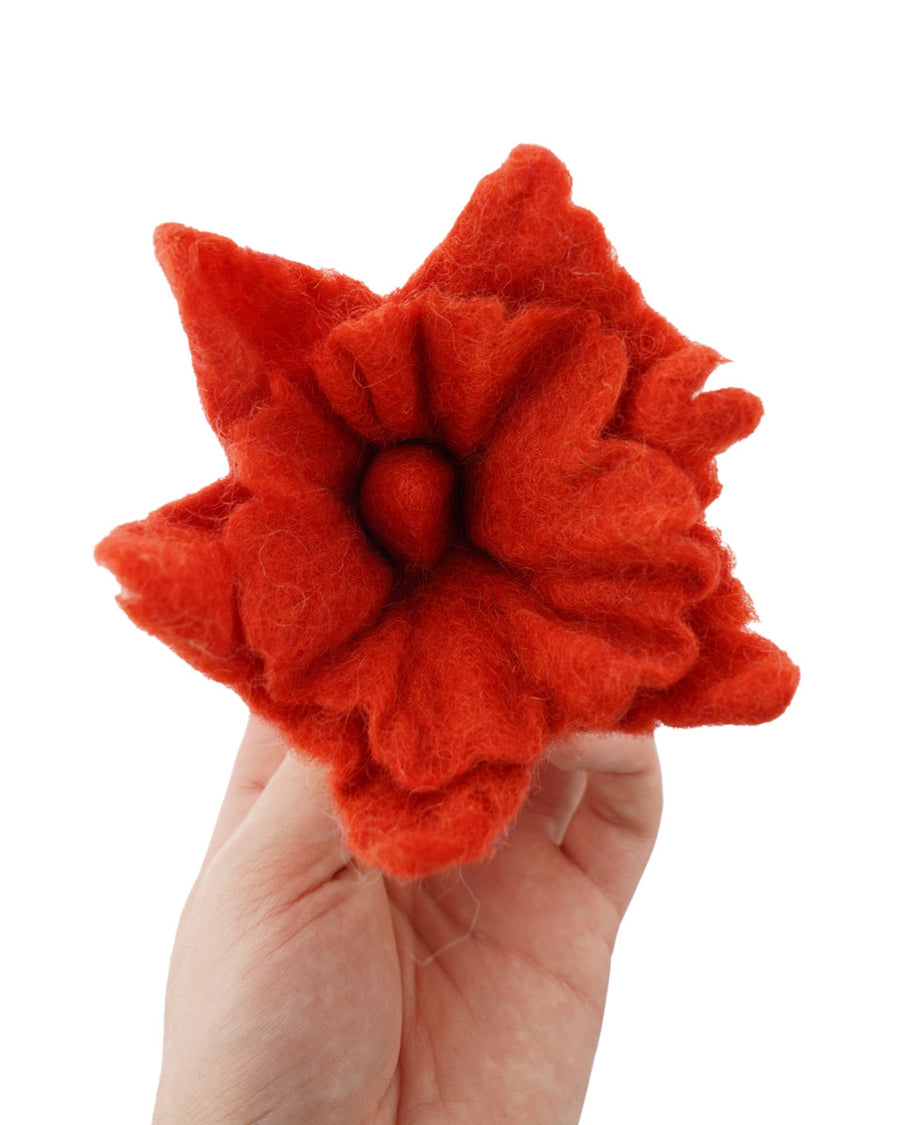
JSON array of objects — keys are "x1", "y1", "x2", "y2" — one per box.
[{"x1": 96, "y1": 145, "x2": 799, "y2": 878}]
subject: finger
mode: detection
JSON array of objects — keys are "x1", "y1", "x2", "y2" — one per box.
[
  {"x1": 219, "y1": 745, "x2": 353, "y2": 906},
  {"x1": 549, "y1": 729, "x2": 657, "y2": 778},
  {"x1": 517, "y1": 757, "x2": 588, "y2": 845},
  {"x1": 557, "y1": 732, "x2": 663, "y2": 918},
  {"x1": 203, "y1": 715, "x2": 289, "y2": 866},
  {"x1": 515, "y1": 729, "x2": 655, "y2": 848}
]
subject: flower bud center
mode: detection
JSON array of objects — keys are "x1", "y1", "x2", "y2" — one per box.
[{"x1": 360, "y1": 443, "x2": 457, "y2": 570}]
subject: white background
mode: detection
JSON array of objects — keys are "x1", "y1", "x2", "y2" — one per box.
[{"x1": 3, "y1": 2, "x2": 897, "y2": 1121}]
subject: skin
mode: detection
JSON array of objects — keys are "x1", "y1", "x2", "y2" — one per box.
[{"x1": 152, "y1": 719, "x2": 663, "y2": 1125}]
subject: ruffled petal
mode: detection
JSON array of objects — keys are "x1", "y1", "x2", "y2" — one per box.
[
  {"x1": 398, "y1": 145, "x2": 684, "y2": 372},
  {"x1": 530, "y1": 526, "x2": 722, "y2": 623},
  {"x1": 469, "y1": 434, "x2": 700, "y2": 571},
  {"x1": 153, "y1": 223, "x2": 379, "y2": 443},
  {"x1": 618, "y1": 560, "x2": 801, "y2": 731},
  {"x1": 420, "y1": 295, "x2": 583, "y2": 457},
  {"x1": 622, "y1": 630, "x2": 800, "y2": 731},
  {"x1": 470, "y1": 317, "x2": 697, "y2": 570},
  {"x1": 310, "y1": 300, "x2": 432, "y2": 444},
  {"x1": 229, "y1": 374, "x2": 366, "y2": 501},
  {"x1": 151, "y1": 475, "x2": 253, "y2": 532},
  {"x1": 505, "y1": 599, "x2": 691, "y2": 735},
  {"x1": 622, "y1": 343, "x2": 764, "y2": 507},
  {"x1": 479, "y1": 313, "x2": 627, "y2": 470},
  {"x1": 373, "y1": 556, "x2": 546, "y2": 789},
  {"x1": 302, "y1": 607, "x2": 413, "y2": 739},
  {"x1": 333, "y1": 757, "x2": 534, "y2": 878},
  {"x1": 512, "y1": 536, "x2": 724, "y2": 731},
  {"x1": 666, "y1": 629, "x2": 800, "y2": 727},
  {"x1": 309, "y1": 554, "x2": 547, "y2": 792},
  {"x1": 94, "y1": 477, "x2": 257, "y2": 687},
  {"x1": 224, "y1": 495, "x2": 395, "y2": 703}
]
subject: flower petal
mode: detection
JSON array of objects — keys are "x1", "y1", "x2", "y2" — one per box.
[
  {"x1": 618, "y1": 563, "x2": 801, "y2": 730},
  {"x1": 229, "y1": 374, "x2": 366, "y2": 500},
  {"x1": 398, "y1": 145, "x2": 684, "y2": 372},
  {"x1": 669, "y1": 630, "x2": 801, "y2": 727},
  {"x1": 302, "y1": 602, "x2": 413, "y2": 734},
  {"x1": 153, "y1": 223, "x2": 379, "y2": 443},
  {"x1": 224, "y1": 495, "x2": 395, "y2": 703},
  {"x1": 507, "y1": 598, "x2": 698, "y2": 735},
  {"x1": 469, "y1": 432, "x2": 699, "y2": 572},
  {"x1": 481, "y1": 314, "x2": 628, "y2": 469},
  {"x1": 470, "y1": 317, "x2": 698, "y2": 570},
  {"x1": 333, "y1": 757, "x2": 534, "y2": 878},
  {"x1": 310, "y1": 301, "x2": 431, "y2": 444},
  {"x1": 420, "y1": 295, "x2": 584, "y2": 457},
  {"x1": 152, "y1": 475, "x2": 253, "y2": 532},
  {"x1": 320, "y1": 553, "x2": 547, "y2": 791},
  {"x1": 261, "y1": 706, "x2": 370, "y2": 782},
  {"x1": 94, "y1": 478, "x2": 257, "y2": 687},
  {"x1": 312, "y1": 292, "x2": 595, "y2": 457},
  {"x1": 530, "y1": 526, "x2": 723, "y2": 623},
  {"x1": 622, "y1": 344, "x2": 764, "y2": 506},
  {"x1": 622, "y1": 631, "x2": 801, "y2": 731}
]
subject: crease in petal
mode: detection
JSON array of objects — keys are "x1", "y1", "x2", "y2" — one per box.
[
  {"x1": 469, "y1": 319, "x2": 682, "y2": 569},
  {"x1": 480, "y1": 315, "x2": 629, "y2": 475},
  {"x1": 342, "y1": 302, "x2": 432, "y2": 440},
  {"x1": 333, "y1": 757, "x2": 534, "y2": 878},
  {"x1": 622, "y1": 344, "x2": 764, "y2": 504},
  {"x1": 469, "y1": 435, "x2": 700, "y2": 571},
  {"x1": 624, "y1": 630, "x2": 801, "y2": 730},
  {"x1": 224, "y1": 494, "x2": 395, "y2": 703},
  {"x1": 356, "y1": 554, "x2": 547, "y2": 791},
  {"x1": 230, "y1": 374, "x2": 366, "y2": 500},
  {"x1": 152, "y1": 476, "x2": 254, "y2": 533},
  {"x1": 530, "y1": 526, "x2": 723, "y2": 624},
  {"x1": 506, "y1": 600, "x2": 697, "y2": 736},
  {"x1": 616, "y1": 553, "x2": 800, "y2": 731},
  {"x1": 95, "y1": 478, "x2": 256, "y2": 687},
  {"x1": 309, "y1": 300, "x2": 432, "y2": 444},
  {"x1": 670, "y1": 629, "x2": 801, "y2": 727},
  {"x1": 420, "y1": 294, "x2": 584, "y2": 457},
  {"x1": 304, "y1": 608, "x2": 414, "y2": 730},
  {"x1": 153, "y1": 223, "x2": 379, "y2": 443}
]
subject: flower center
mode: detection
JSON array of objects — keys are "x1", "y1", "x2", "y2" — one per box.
[{"x1": 359, "y1": 443, "x2": 458, "y2": 571}]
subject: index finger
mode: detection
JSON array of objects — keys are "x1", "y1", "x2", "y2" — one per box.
[{"x1": 202, "y1": 714, "x2": 289, "y2": 867}]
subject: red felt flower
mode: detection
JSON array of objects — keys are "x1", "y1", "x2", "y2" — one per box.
[{"x1": 96, "y1": 145, "x2": 799, "y2": 878}]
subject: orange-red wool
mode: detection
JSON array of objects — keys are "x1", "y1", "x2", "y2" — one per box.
[{"x1": 96, "y1": 145, "x2": 800, "y2": 878}]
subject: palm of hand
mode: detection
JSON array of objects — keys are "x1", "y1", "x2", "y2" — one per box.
[{"x1": 153, "y1": 722, "x2": 661, "y2": 1125}]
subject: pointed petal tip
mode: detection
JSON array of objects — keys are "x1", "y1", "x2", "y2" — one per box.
[
  {"x1": 696, "y1": 642, "x2": 801, "y2": 727},
  {"x1": 153, "y1": 220, "x2": 190, "y2": 245},
  {"x1": 93, "y1": 524, "x2": 131, "y2": 577},
  {"x1": 152, "y1": 222, "x2": 239, "y2": 289},
  {"x1": 153, "y1": 221, "x2": 193, "y2": 263},
  {"x1": 505, "y1": 142, "x2": 569, "y2": 169},
  {"x1": 153, "y1": 222, "x2": 196, "y2": 288},
  {"x1": 720, "y1": 649, "x2": 801, "y2": 725},
  {"x1": 497, "y1": 143, "x2": 573, "y2": 197}
]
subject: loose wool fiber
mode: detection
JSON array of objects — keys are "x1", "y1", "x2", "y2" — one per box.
[{"x1": 96, "y1": 145, "x2": 799, "y2": 878}]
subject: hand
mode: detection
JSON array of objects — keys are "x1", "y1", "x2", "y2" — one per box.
[{"x1": 152, "y1": 718, "x2": 662, "y2": 1124}]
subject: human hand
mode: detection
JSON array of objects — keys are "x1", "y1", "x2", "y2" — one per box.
[{"x1": 152, "y1": 717, "x2": 662, "y2": 1124}]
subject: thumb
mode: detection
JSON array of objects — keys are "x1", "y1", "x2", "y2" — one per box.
[{"x1": 219, "y1": 747, "x2": 354, "y2": 905}]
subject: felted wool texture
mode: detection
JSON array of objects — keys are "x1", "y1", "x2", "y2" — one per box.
[{"x1": 96, "y1": 145, "x2": 800, "y2": 879}]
